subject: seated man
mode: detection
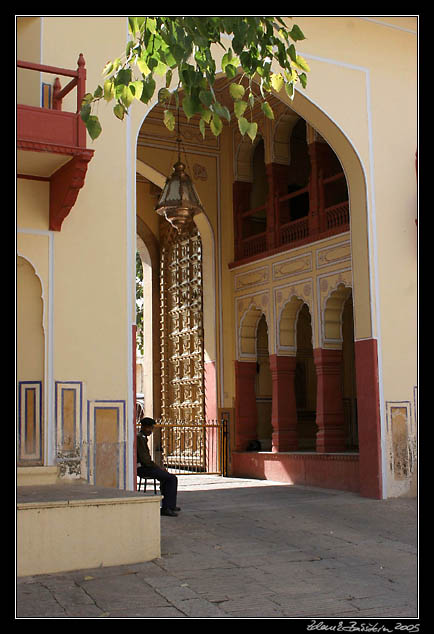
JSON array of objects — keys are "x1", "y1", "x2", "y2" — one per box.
[{"x1": 137, "y1": 417, "x2": 180, "y2": 517}]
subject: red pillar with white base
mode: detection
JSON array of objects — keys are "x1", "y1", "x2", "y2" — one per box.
[
  {"x1": 269, "y1": 354, "x2": 298, "y2": 452},
  {"x1": 314, "y1": 348, "x2": 346, "y2": 453}
]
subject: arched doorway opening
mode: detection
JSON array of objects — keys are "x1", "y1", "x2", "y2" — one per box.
[
  {"x1": 135, "y1": 148, "x2": 218, "y2": 426},
  {"x1": 231, "y1": 76, "x2": 380, "y2": 495},
  {"x1": 255, "y1": 314, "x2": 272, "y2": 451},
  {"x1": 17, "y1": 256, "x2": 45, "y2": 466},
  {"x1": 295, "y1": 303, "x2": 317, "y2": 450},
  {"x1": 135, "y1": 236, "x2": 154, "y2": 420}
]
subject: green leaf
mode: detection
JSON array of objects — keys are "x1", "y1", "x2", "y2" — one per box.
[
  {"x1": 247, "y1": 121, "x2": 258, "y2": 141},
  {"x1": 154, "y1": 59, "x2": 168, "y2": 76},
  {"x1": 221, "y1": 49, "x2": 233, "y2": 72},
  {"x1": 200, "y1": 108, "x2": 212, "y2": 124},
  {"x1": 80, "y1": 104, "x2": 91, "y2": 122},
  {"x1": 118, "y1": 84, "x2": 134, "y2": 108},
  {"x1": 130, "y1": 80, "x2": 143, "y2": 100},
  {"x1": 225, "y1": 63, "x2": 237, "y2": 79},
  {"x1": 288, "y1": 44, "x2": 297, "y2": 64},
  {"x1": 199, "y1": 117, "x2": 206, "y2": 139},
  {"x1": 271, "y1": 72, "x2": 284, "y2": 93},
  {"x1": 261, "y1": 101, "x2": 274, "y2": 119},
  {"x1": 163, "y1": 109, "x2": 176, "y2": 131},
  {"x1": 295, "y1": 55, "x2": 311, "y2": 73},
  {"x1": 288, "y1": 24, "x2": 306, "y2": 42},
  {"x1": 182, "y1": 94, "x2": 200, "y2": 119},
  {"x1": 234, "y1": 99, "x2": 247, "y2": 118},
  {"x1": 137, "y1": 54, "x2": 151, "y2": 76},
  {"x1": 104, "y1": 79, "x2": 115, "y2": 101},
  {"x1": 221, "y1": 48, "x2": 240, "y2": 78},
  {"x1": 140, "y1": 77, "x2": 156, "y2": 103},
  {"x1": 128, "y1": 17, "x2": 137, "y2": 35},
  {"x1": 210, "y1": 112, "x2": 223, "y2": 136},
  {"x1": 113, "y1": 103, "x2": 125, "y2": 120},
  {"x1": 86, "y1": 115, "x2": 102, "y2": 140},
  {"x1": 81, "y1": 92, "x2": 94, "y2": 106},
  {"x1": 199, "y1": 90, "x2": 213, "y2": 108},
  {"x1": 285, "y1": 82, "x2": 295, "y2": 100},
  {"x1": 238, "y1": 117, "x2": 258, "y2": 141},
  {"x1": 229, "y1": 83, "x2": 245, "y2": 100},
  {"x1": 115, "y1": 68, "x2": 132, "y2": 86},
  {"x1": 158, "y1": 87, "x2": 171, "y2": 104},
  {"x1": 93, "y1": 85, "x2": 103, "y2": 99},
  {"x1": 299, "y1": 72, "x2": 307, "y2": 89},
  {"x1": 238, "y1": 116, "x2": 250, "y2": 136},
  {"x1": 146, "y1": 17, "x2": 157, "y2": 34},
  {"x1": 211, "y1": 101, "x2": 231, "y2": 123}
]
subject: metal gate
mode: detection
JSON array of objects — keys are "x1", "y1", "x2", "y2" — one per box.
[{"x1": 154, "y1": 419, "x2": 229, "y2": 476}]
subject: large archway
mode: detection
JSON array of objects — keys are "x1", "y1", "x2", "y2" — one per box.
[
  {"x1": 135, "y1": 154, "x2": 218, "y2": 425},
  {"x1": 231, "y1": 77, "x2": 381, "y2": 497}
]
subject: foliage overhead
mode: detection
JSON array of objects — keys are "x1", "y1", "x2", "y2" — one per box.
[{"x1": 81, "y1": 16, "x2": 310, "y2": 143}]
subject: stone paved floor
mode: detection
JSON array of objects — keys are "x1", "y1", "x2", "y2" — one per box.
[{"x1": 16, "y1": 475, "x2": 419, "y2": 620}]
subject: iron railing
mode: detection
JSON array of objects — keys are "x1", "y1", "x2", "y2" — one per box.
[{"x1": 154, "y1": 419, "x2": 229, "y2": 476}]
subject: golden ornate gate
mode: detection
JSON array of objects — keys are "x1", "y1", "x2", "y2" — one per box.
[{"x1": 159, "y1": 221, "x2": 206, "y2": 469}]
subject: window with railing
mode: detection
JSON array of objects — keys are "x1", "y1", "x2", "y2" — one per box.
[{"x1": 233, "y1": 135, "x2": 350, "y2": 263}]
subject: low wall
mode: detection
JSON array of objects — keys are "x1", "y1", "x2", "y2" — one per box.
[
  {"x1": 232, "y1": 451, "x2": 360, "y2": 493},
  {"x1": 17, "y1": 484, "x2": 161, "y2": 577}
]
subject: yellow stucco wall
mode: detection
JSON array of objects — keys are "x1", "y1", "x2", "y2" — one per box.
[{"x1": 17, "y1": 17, "x2": 134, "y2": 486}]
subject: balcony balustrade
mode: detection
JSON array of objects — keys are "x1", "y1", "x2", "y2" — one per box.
[
  {"x1": 17, "y1": 54, "x2": 94, "y2": 231},
  {"x1": 234, "y1": 171, "x2": 349, "y2": 263}
]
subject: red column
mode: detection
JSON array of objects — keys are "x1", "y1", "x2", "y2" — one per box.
[
  {"x1": 307, "y1": 141, "x2": 321, "y2": 237},
  {"x1": 266, "y1": 163, "x2": 290, "y2": 250},
  {"x1": 234, "y1": 361, "x2": 258, "y2": 450},
  {"x1": 233, "y1": 181, "x2": 252, "y2": 261},
  {"x1": 269, "y1": 354, "x2": 298, "y2": 451},
  {"x1": 314, "y1": 348, "x2": 346, "y2": 452},
  {"x1": 354, "y1": 339, "x2": 382, "y2": 499}
]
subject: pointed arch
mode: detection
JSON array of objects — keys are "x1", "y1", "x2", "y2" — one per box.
[
  {"x1": 17, "y1": 255, "x2": 45, "y2": 465},
  {"x1": 239, "y1": 302, "x2": 268, "y2": 358},
  {"x1": 323, "y1": 282, "x2": 353, "y2": 348},
  {"x1": 234, "y1": 133, "x2": 264, "y2": 183},
  {"x1": 272, "y1": 110, "x2": 301, "y2": 165},
  {"x1": 278, "y1": 295, "x2": 306, "y2": 354}
]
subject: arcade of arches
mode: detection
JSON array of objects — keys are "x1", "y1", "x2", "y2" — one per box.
[{"x1": 135, "y1": 77, "x2": 378, "y2": 497}]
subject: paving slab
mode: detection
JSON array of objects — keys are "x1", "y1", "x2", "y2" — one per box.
[{"x1": 16, "y1": 475, "x2": 419, "y2": 621}]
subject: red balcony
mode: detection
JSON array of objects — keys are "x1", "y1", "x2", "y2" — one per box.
[
  {"x1": 232, "y1": 172, "x2": 350, "y2": 265},
  {"x1": 17, "y1": 54, "x2": 94, "y2": 231}
]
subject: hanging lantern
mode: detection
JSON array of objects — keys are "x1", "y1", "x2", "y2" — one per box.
[
  {"x1": 155, "y1": 158, "x2": 204, "y2": 232},
  {"x1": 155, "y1": 108, "x2": 204, "y2": 232}
]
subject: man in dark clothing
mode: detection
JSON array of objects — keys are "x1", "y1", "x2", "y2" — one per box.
[{"x1": 137, "y1": 417, "x2": 179, "y2": 517}]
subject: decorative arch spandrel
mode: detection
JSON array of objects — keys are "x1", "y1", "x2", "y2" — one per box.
[
  {"x1": 274, "y1": 280, "x2": 314, "y2": 356},
  {"x1": 318, "y1": 274, "x2": 353, "y2": 349},
  {"x1": 236, "y1": 292, "x2": 271, "y2": 361}
]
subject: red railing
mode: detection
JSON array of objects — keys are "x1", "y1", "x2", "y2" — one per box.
[
  {"x1": 17, "y1": 54, "x2": 88, "y2": 149},
  {"x1": 237, "y1": 176, "x2": 349, "y2": 260},
  {"x1": 325, "y1": 201, "x2": 349, "y2": 230},
  {"x1": 17, "y1": 54, "x2": 86, "y2": 112},
  {"x1": 280, "y1": 216, "x2": 309, "y2": 245}
]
